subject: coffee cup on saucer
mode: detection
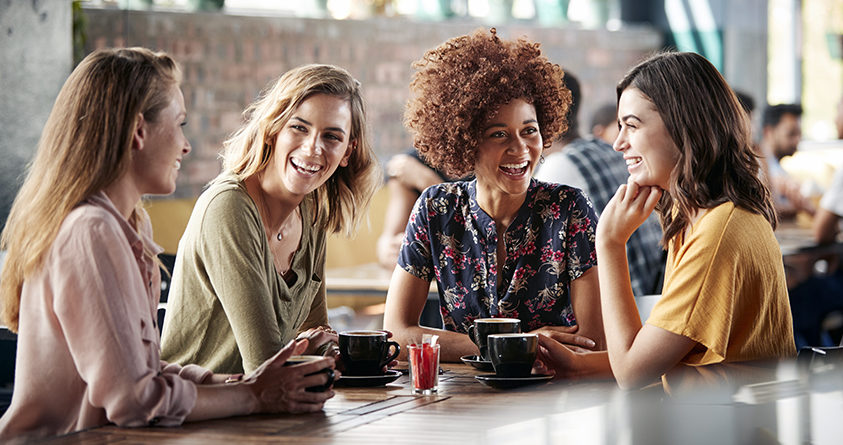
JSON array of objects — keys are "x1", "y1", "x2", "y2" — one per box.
[
  {"x1": 487, "y1": 333, "x2": 538, "y2": 378},
  {"x1": 467, "y1": 318, "x2": 521, "y2": 361},
  {"x1": 338, "y1": 330, "x2": 400, "y2": 376}
]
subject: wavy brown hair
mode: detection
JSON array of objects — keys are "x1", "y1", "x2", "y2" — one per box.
[
  {"x1": 404, "y1": 28, "x2": 571, "y2": 178},
  {"x1": 221, "y1": 64, "x2": 380, "y2": 237},
  {"x1": 617, "y1": 51, "x2": 776, "y2": 245},
  {"x1": 0, "y1": 47, "x2": 180, "y2": 332}
]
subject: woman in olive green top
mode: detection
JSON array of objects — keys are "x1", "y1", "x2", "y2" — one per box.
[{"x1": 161, "y1": 64, "x2": 381, "y2": 374}]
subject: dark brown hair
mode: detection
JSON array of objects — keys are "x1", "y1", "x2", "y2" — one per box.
[
  {"x1": 404, "y1": 28, "x2": 571, "y2": 178},
  {"x1": 616, "y1": 51, "x2": 776, "y2": 245}
]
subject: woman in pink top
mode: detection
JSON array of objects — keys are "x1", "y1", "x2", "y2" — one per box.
[{"x1": 0, "y1": 47, "x2": 336, "y2": 442}]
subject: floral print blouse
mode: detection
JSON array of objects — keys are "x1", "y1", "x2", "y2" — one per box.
[{"x1": 398, "y1": 179, "x2": 599, "y2": 333}]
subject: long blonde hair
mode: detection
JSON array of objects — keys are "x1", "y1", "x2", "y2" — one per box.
[
  {"x1": 220, "y1": 64, "x2": 381, "y2": 237},
  {"x1": 0, "y1": 47, "x2": 181, "y2": 332}
]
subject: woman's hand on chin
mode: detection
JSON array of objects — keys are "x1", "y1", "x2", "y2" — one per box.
[{"x1": 597, "y1": 178, "x2": 662, "y2": 246}]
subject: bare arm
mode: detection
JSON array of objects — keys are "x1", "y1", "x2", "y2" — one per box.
[
  {"x1": 383, "y1": 267, "x2": 479, "y2": 362},
  {"x1": 387, "y1": 154, "x2": 445, "y2": 193},
  {"x1": 596, "y1": 181, "x2": 695, "y2": 389},
  {"x1": 813, "y1": 207, "x2": 841, "y2": 244},
  {"x1": 568, "y1": 267, "x2": 605, "y2": 349},
  {"x1": 377, "y1": 179, "x2": 420, "y2": 268}
]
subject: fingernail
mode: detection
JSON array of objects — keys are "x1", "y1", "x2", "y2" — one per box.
[{"x1": 587, "y1": 340, "x2": 596, "y2": 347}]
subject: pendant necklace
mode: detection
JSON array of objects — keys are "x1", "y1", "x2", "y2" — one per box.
[{"x1": 275, "y1": 206, "x2": 300, "y2": 242}]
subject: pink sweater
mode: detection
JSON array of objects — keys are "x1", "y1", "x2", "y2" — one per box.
[{"x1": 0, "y1": 192, "x2": 211, "y2": 441}]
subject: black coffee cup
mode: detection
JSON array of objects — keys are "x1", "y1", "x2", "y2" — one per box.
[
  {"x1": 284, "y1": 355, "x2": 335, "y2": 392},
  {"x1": 338, "y1": 330, "x2": 400, "y2": 376},
  {"x1": 488, "y1": 333, "x2": 538, "y2": 378},
  {"x1": 467, "y1": 318, "x2": 521, "y2": 361}
]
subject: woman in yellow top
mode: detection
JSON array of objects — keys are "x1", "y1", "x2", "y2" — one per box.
[{"x1": 536, "y1": 51, "x2": 796, "y2": 389}]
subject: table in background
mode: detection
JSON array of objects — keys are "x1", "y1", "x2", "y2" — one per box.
[
  {"x1": 325, "y1": 263, "x2": 442, "y2": 329},
  {"x1": 776, "y1": 222, "x2": 843, "y2": 288},
  {"x1": 42, "y1": 359, "x2": 843, "y2": 445}
]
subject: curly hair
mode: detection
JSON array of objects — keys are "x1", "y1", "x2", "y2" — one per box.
[{"x1": 404, "y1": 28, "x2": 571, "y2": 178}]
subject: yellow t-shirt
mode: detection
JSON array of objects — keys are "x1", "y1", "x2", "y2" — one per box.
[{"x1": 647, "y1": 202, "x2": 796, "y2": 367}]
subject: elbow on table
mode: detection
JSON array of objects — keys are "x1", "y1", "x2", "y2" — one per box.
[
  {"x1": 107, "y1": 404, "x2": 181, "y2": 429},
  {"x1": 102, "y1": 376, "x2": 193, "y2": 428},
  {"x1": 610, "y1": 365, "x2": 660, "y2": 391}
]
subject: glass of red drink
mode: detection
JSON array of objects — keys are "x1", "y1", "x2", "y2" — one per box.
[{"x1": 408, "y1": 343, "x2": 440, "y2": 395}]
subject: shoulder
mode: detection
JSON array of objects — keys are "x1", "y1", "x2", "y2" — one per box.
[
  {"x1": 196, "y1": 177, "x2": 256, "y2": 221},
  {"x1": 419, "y1": 181, "x2": 470, "y2": 202},
  {"x1": 690, "y1": 202, "x2": 774, "y2": 255},
  {"x1": 53, "y1": 205, "x2": 130, "y2": 260}
]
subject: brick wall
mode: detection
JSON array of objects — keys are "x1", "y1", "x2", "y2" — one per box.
[{"x1": 82, "y1": 7, "x2": 662, "y2": 198}]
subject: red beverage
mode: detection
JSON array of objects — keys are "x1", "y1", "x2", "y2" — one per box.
[{"x1": 408, "y1": 343, "x2": 440, "y2": 394}]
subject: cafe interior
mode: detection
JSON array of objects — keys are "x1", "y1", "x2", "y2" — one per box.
[{"x1": 2, "y1": 0, "x2": 843, "y2": 443}]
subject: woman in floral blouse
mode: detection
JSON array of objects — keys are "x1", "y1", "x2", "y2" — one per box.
[{"x1": 383, "y1": 29, "x2": 606, "y2": 362}]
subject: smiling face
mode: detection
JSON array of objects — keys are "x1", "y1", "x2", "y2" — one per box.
[
  {"x1": 269, "y1": 93, "x2": 353, "y2": 198},
  {"x1": 474, "y1": 98, "x2": 542, "y2": 200},
  {"x1": 614, "y1": 88, "x2": 680, "y2": 190},
  {"x1": 134, "y1": 86, "x2": 191, "y2": 196}
]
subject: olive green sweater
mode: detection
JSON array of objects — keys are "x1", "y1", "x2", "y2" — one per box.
[{"x1": 160, "y1": 175, "x2": 328, "y2": 374}]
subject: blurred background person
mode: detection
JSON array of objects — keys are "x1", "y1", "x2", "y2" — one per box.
[
  {"x1": 534, "y1": 71, "x2": 664, "y2": 297},
  {"x1": 376, "y1": 149, "x2": 455, "y2": 269},
  {"x1": 759, "y1": 103, "x2": 815, "y2": 218},
  {"x1": 589, "y1": 102, "x2": 620, "y2": 146}
]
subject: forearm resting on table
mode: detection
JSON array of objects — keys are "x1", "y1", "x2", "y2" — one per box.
[
  {"x1": 561, "y1": 350, "x2": 613, "y2": 380},
  {"x1": 388, "y1": 324, "x2": 478, "y2": 362},
  {"x1": 187, "y1": 383, "x2": 256, "y2": 422}
]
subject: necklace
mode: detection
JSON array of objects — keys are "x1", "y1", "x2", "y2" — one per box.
[{"x1": 274, "y1": 206, "x2": 301, "y2": 242}]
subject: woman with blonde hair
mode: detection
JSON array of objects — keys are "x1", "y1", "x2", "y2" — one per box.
[
  {"x1": 0, "y1": 48, "x2": 336, "y2": 442},
  {"x1": 161, "y1": 64, "x2": 381, "y2": 374}
]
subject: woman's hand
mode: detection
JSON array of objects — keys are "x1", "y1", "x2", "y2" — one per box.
[
  {"x1": 297, "y1": 326, "x2": 339, "y2": 355},
  {"x1": 529, "y1": 325, "x2": 597, "y2": 353},
  {"x1": 244, "y1": 339, "x2": 337, "y2": 414},
  {"x1": 597, "y1": 179, "x2": 662, "y2": 247},
  {"x1": 533, "y1": 333, "x2": 579, "y2": 379}
]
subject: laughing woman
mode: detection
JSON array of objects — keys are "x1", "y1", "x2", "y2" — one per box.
[
  {"x1": 383, "y1": 29, "x2": 605, "y2": 362},
  {"x1": 0, "y1": 48, "x2": 335, "y2": 442},
  {"x1": 160, "y1": 65, "x2": 380, "y2": 374},
  {"x1": 535, "y1": 52, "x2": 796, "y2": 390}
]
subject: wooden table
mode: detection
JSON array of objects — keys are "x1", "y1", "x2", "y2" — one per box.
[{"x1": 39, "y1": 359, "x2": 843, "y2": 444}]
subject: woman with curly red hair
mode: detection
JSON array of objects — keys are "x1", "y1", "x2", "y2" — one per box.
[{"x1": 383, "y1": 29, "x2": 605, "y2": 362}]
